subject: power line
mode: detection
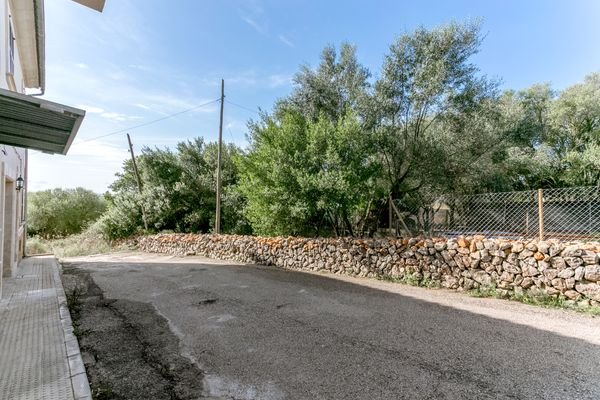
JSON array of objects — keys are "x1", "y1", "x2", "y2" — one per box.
[
  {"x1": 227, "y1": 127, "x2": 236, "y2": 142},
  {"x1": 73, "y1": 98, "x2": 221, "y2": 145},
  {"x1": 225, "y1": 99, "x2": 261, "y2": 115}
]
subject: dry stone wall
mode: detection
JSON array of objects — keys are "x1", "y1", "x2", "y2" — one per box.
[{"x1": 137, "y1": 233, "x2": 600, "y2": 305}]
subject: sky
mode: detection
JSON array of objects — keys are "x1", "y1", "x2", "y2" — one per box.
[{"x1": 29, "y1": 0, "x2": 600, "y2": 193}]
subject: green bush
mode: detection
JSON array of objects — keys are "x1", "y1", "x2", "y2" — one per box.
[
  {"x1": 97, "y1": 192, "x2": 145, "y2": 241},
  {"x1": 28, "y1": 188, "x2": 106, "y2": 238},
  {"x1": 101, "y1": 138, "x2": 251, "y2": 240}
]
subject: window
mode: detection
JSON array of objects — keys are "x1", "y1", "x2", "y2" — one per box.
[{"x1": 8, "y1": 18, "x2": 15, "y2": 76}]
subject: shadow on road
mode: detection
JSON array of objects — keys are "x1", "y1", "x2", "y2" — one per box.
[{"x1": 61, "y1": 258, "x2": 600, "y2": 400}]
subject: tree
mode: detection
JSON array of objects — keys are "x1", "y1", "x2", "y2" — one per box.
[
  {"x1": 28, "y1": 188, "x2": 106, "y2": 238},
  {"x1": 369, "y1": 21, "x2": 501, "y2": 201},
  {"x1": 238, "y1": 110, "x2": 379, "y2": 236},
  {"x1": 550, "y1": 73, "x2": 600, "y2": 186},
  {"x1": 284, "y1": 43, "x2": 370, "y2": 123},
  {"x1": 102, "y1": 22, "x2": 600, "y2": 240},
  {"x1": 101, "y1": 138, "x2": 250, "y2": 239},
  {"x1": 494, "y1": 73, "x2": 600, "y2": 188}
]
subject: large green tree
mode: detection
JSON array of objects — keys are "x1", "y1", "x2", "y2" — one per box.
[
  {"x1": 369, "y1": 21, "x2": 502, "y2": 200},
  {"x1": 493, "y1": 73, "x2": 600, "y2": 189},
  {"x1": 101, "y1": 21, "x2": 600, "y2": 240},
  {"x1": 284, "y1": 43, "x2": 370, "y2": 123},
  {"x1": 239, "y1": 110, "x2": 379, "y2": 236},
  {"x1": 551, "y1": 73, "x2": 600, "y2": 186}
]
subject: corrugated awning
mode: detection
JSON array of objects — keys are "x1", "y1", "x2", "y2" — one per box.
[{"x1": 0, "y1": 88, "x2": 85, "y2": 155}]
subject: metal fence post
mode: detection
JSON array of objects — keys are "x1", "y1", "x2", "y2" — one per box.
[{"x1": 537, "y1": 189, "x2": 544, "y2": 241}]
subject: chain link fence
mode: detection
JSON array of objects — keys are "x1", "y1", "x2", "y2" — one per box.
[{"x1": 391, "y1": 186, "x2": 600, "y2": 240}]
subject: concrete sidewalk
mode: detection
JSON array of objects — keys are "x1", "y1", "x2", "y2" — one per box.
[{"x1": 0, "y1": 256, "x2": 90, "y2": 400}]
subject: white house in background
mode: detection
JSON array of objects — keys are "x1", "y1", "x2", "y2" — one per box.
[{"x1": 0, "y1": 0, "x2": 105, "y2": 296}]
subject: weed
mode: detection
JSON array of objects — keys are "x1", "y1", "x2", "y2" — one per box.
[
  {"x1": 66, "y1": 287, "x2": 94, "y2": 337},
  {"x1": 469, "y1": 286, "x2": 600, "y2": 316},
  {"x1": 66, "y1": 287, "x2": 84, "y2": 317},
  {"x1": 73, "y1": 324, "x2": 92, "y2": 338},
  {"x1": 378, "y1": 273, "x2": 440, "y2": 289},
  {"x1": 24, "y1": 236, "x2": 51, "y2": 255},
  {"x1": 420, "y1": 276, "x2": 441, "y2": 289},
  {"x1": 26, "y1": 224, "x2": 128, "y2": 258},
  {"x1": 381, "y1": 274, "x2": 600, "y2": 316},
  {"x1": 92, "y1": 381, "x2": 115, "y2": 400},
  {"x1": 580, "y1": 305, "x2": 600, "y2": 317},
  {"x1": 469, "y1": 284, "x2": 499, "y2": 298}
]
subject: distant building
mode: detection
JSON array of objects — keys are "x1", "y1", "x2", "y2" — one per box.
[{"x1": 0, "y1": 0, "x2": 104, "y2": 296}]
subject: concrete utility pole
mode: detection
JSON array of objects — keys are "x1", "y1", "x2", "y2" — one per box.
[
  {"x1": 127, "y1": 133, "x2": 148, "y2": 230},
  {"x1": 215, "y1": 79, "x2": 225, "y2": 234}
]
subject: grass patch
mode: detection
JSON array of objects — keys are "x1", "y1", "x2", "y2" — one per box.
[
  {"x1": 468, "y1": 284, "x2": 500, "y2": 299},
  {"x1": 469, "y1": 286, "x2": 600, "y2": 317},
  {"x1": 25, "y1": 236, "x2": 51, "y2": 254},
  {"x1": 379, "y1": 273, "x2": 440, "y2": 289},
  {"x1": 380, "y1": 274, "x2": 600, "y2": 316},
  {"x1": 26, "y1": 222, "x2": 129, "y2": 258}
]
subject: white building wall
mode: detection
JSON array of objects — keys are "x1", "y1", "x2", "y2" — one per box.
[
  {"x1": 0, "y1": 0, "x2": 30, "y2": 285},
  {"x1": 1, "y1": 0, "x2": 25, "y2": 91}
]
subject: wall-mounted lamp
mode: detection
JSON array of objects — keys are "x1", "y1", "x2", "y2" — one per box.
[{"x1": 15, "y1": 176, "x2": 24, "y2": 191}]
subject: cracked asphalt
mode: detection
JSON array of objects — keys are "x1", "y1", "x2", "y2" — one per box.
[{"x1": 63, "y1": 252, "x2": 600, "y2": 400}]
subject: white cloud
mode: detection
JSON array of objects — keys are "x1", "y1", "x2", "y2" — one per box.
[
  {"x1": 241, "y1": 16, "x2": 265, "y2": 33},
  {"x1": 227, "y1": 75, "x2": 258, "y2": 88},
  {"x1": 68, "y1": 141, "x2": 126, "y2": 162},
  {"x1": 239, "y1": 1, "x2": 267, "y2": 34},
  {"x1": 29, "y1": 141, "x2": 129, "y2": 193},
  {"x1": 100, "y1": 112, "x2": 141, "y2": 122},
  {"x1": 128, "y1": 64, "x2": 152, "y2": 71},
  {"x1": 278, "y1": 34, "x2": 294, "y2": 47},
  {"x1": 140, "y1": 94, "x2": 220, "y2": 114},
  {"x1": 75, "y1": 63, "x2": 89, "y2": 69},
  {"x1": 268, "y1": 73, "x2": 293, "y2": 88},
  {"x1": 76, "y1": 104, "x2": 104, "y2": 113}
]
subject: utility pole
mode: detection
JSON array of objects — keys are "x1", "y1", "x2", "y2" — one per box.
[
  {"x1": 127, "y1": 133, "x2": 148, "y2": 231},
  {"x1": 215, "y1": 79, "x2": 225, "y2": 234}
]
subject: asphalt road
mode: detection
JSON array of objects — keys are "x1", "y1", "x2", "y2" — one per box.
[{"x1": 64, "y1": 252, "x2": 600, "y2": 400}]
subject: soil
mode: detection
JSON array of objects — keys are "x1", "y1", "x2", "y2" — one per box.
[{"x1": 61, "y1": 265, "x2": 206, "y2": 400}]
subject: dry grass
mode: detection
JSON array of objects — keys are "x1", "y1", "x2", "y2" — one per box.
[{"x1": 26, "y1": 222, "x2": 129, "y2": 258}]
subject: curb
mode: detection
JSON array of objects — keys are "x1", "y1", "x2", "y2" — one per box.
[{"x1": 51, "y1": 258, "x2": 93, "y2": 400}]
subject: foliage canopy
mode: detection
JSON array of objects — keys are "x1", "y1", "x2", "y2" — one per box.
[
  {"x1": 28, "y1": 188, "x2": 106, "y2": 238},
  {"x1": 71, "y1": 20, "x2": 600, "y2": 240}
]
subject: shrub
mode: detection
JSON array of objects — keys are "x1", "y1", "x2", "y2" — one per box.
[{"x1": 28, "y1": 188, "x2": 106, "y2": 238}]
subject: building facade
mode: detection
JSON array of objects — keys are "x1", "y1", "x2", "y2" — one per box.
[
  {"x1": 0, "y1": 0, "x2": 103, "y2": 296},
  {"x1": 0, "y1": 0, "x2": 32, "y2": 285}
]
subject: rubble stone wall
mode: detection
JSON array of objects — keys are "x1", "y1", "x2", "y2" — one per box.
[{"x1": 137, "y1": 233, "x2": 600, "y2": 304}]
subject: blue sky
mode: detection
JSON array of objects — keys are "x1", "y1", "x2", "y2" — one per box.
[{"x1": 30, "y1": 0, "x2": 600, "y2": 193}]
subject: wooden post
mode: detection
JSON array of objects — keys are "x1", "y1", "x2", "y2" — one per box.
[
  {"x1": 537, "y1": 188, "x2": 544, "y2": 241},
  {"x1": 389, "y1": 194, "x2": 411, "y2": 236},
  {"x1": 389, "y1": 195, "x2": 393, "y2": 236},
  {"x1": 127, "y1": 133, "x2": 148, "y2": 231},
  {"x1": 215, "y1": 79, "x2": 225, "y2": 234}
]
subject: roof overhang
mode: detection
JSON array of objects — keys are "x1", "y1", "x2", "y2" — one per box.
[
  {"x1": 9, "y1": 0, "x2": 45, "y2": 92},
  {"x1": 0, "y1": 88, "x2": 85, "y2": 155},
  {"x1": 72, "y1": 0, "x2": 106, "y2": 12}
]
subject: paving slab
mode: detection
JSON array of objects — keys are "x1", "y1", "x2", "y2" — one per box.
[{"x1": 0, "y1": 256, "x2": 90, "y2": 400}]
